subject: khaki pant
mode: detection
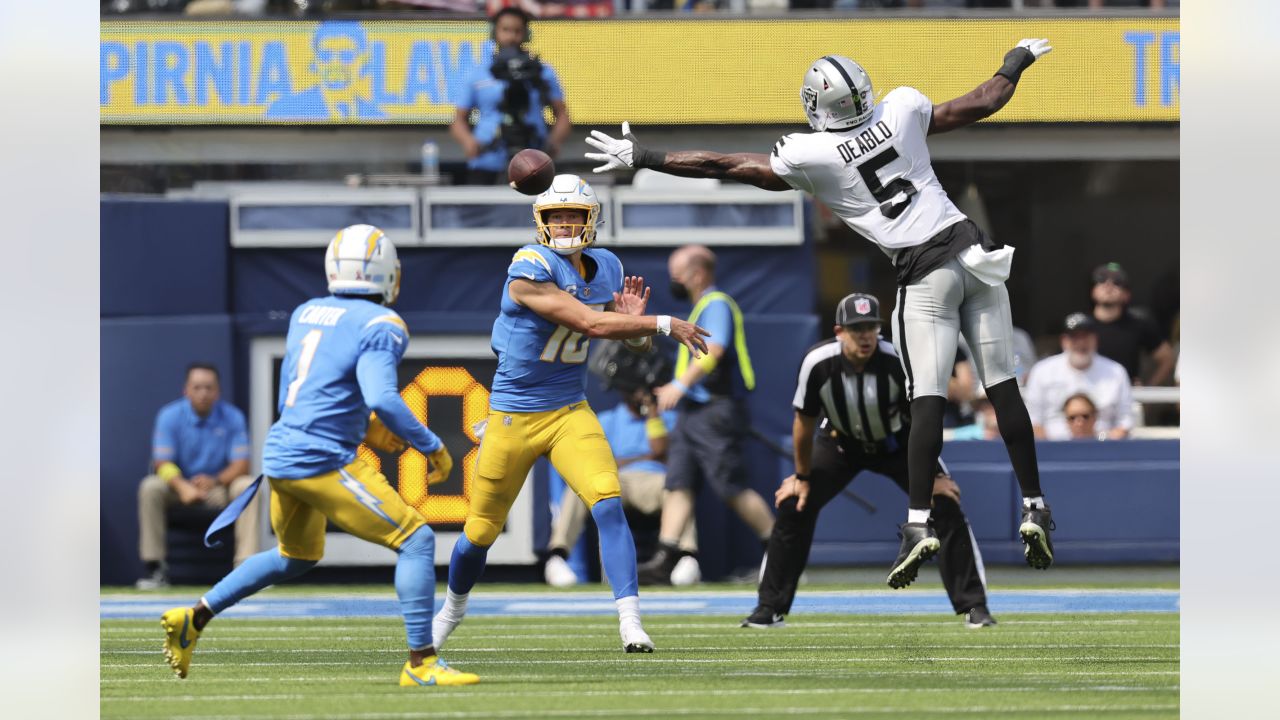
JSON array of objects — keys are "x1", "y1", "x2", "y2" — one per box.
[
  {"x1": 549, "y1": 469, "x2": 697, "y2": 554},
  {"x1": 138, "y1": 474, "x2": 261, "y2": 565}
]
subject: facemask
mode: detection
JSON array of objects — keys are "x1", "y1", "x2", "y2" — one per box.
[{"x1": 669, "y1": 281, "x2": 690, "y2": 301}]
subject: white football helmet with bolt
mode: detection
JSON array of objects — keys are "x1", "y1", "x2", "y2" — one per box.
[
  {"x1": 325, "y1": 224, "x2": 401, "y2": 304},
  {"x1": 533, "y1": 174, "x2": 601, "y2": 255}
]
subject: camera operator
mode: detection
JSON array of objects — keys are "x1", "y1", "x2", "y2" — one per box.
[{"x1": 450, "y1": 7, "x2": 572, "y2": 185}]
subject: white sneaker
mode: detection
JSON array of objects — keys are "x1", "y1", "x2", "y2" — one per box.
[
  {"x1": 620, "y1": 622, "x2": 655, "y2": 653},
  {"x1": 543, "y1": 555, "x2": 579, "y2": 587},
  {"x1": 669, "y1": 555, "x2": 701, "y2": 586}
]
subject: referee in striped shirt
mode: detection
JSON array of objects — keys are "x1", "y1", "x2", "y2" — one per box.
[{"x1": 742, "y1": 293, "x2": 995, "y2": 629}]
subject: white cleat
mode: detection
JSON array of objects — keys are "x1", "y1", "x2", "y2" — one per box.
[
  {"x1": 670, "y1": 555, "x2": 701, "y2": 587},
  {"x1": 544, "y1": 555, "x2": 579, "y2": 587},
  {"x1": 620, "y1": 622, "x2": 655, "y2": 653}
]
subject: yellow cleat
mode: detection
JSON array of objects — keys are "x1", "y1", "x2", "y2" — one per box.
[
  {"x1": 399, "y1": 656, "x2": 480, "y2": 687},
  {"x1": 160, "y1": 607, "x2": 201, "y2": 679}
]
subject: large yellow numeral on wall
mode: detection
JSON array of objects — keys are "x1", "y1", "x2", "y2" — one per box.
[{"x1": 355, "y1": 366, "x2": 489, "y2": 525}]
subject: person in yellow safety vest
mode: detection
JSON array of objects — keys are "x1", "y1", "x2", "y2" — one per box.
[{"x1": 638, "y1": 245, "x2": 777, "y2": 585}]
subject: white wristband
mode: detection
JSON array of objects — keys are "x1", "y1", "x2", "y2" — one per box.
[{"x1": 656, "y1": 315, "x2": 672, "y2": 336}]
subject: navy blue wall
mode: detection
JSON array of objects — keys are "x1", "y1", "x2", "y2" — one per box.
[
  {"x1": 807, "y1": 439, "x2": 1179, "y2": 566},
  {"x1": 101, "y1": 197, "x2": 229, "y2": 317}
]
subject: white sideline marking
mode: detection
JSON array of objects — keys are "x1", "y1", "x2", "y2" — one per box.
[
  {"x1": 105, "y1": 643, "x2": 1180, "y2": 655},
  {"x1": 103, "y1": 655, "x2": 1178, "y2": 667},
  {"x1": 106, "y1": 705, "x2": 1180, "y2": 720},
  {"x1": 102, "y1": 686, "x2": 1176, "y2": 702}
]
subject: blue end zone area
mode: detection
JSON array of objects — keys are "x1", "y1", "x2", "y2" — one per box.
[{"x1": 101, "y1": 589, "x2": 1178, "y2": 620}]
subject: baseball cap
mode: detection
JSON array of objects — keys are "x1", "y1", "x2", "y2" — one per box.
[
  {"x1": 1063, "y1": 312, "x2": 1097, "y2": 334},
  {"x1": 1091, "y1": 262, "x2": 1129, "y2": 288},
  {"x1": 836, "y1": 293, "x2": 882, "y2": 326}
]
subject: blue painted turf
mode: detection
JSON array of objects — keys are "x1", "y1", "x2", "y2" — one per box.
[{"x1": 100, "y1": 589, "x2": 1178, "y2": 620}]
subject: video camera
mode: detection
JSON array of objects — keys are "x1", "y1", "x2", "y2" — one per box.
[
  {"x1": 490, "y1": 46, "x2": 550, "y2": 157},
  {"x1": 590, "y1": 341, "x2": 675, "y2": 395}
]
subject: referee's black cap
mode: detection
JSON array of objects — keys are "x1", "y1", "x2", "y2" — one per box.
[{"x1": 836, "y1": 293, "x2": 882, "y2": 327}]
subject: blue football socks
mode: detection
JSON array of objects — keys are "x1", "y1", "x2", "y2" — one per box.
[
  {"x1": 592, "y1": 497, "x2": 639, "y2": 600},
  {"x1": 203, "y1": 548, "x2": 317, "y2": 614},
  {"x1": 448, "y1": 533, "x2": 490, "y2": 595},
  {"x1": 395, "y1": 525, "x2": 437, "y2": 651}
]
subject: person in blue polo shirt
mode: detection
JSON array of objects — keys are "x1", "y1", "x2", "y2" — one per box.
[
  {"x1": 448, "y1": 7, "x2": 571, "y2": 185},
  {"x1": 136, "y1": 363, "x2": 257, "y2": 590}
]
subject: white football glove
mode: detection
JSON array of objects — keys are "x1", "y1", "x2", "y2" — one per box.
[
  {"x1": 584, "y1": 121, "x2": 637, "y2": 174},
  {"x1": 1016, "y1": 38, "x2": 1053, "y2": 60}
]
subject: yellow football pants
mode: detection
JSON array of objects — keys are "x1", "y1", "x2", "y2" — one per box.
[
  {"x1": 268, "y1": 457, "x2": 427, "y2": 561},
  {"x1": 466, "y1": 402, "x2": 620, "y2": 546}
]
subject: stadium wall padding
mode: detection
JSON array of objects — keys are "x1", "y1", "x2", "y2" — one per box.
[
  {"x1": 101, "y1": 314, "x2": 236, "y2": 585},
  {"x1": 101, "y1": 197, "x2": 229, "y2": 317},
  {"x1": 807, "y1": 439, "x2": 1179, "y2": 566}
]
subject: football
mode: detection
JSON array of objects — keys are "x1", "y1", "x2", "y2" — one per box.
[{"x1": 507, "y1": 148, "x2": 556, "y2": 195}]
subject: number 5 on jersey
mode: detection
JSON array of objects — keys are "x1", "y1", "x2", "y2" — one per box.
[{"x1": 858, "y1": 146, "x2": 918, "y2": 219}]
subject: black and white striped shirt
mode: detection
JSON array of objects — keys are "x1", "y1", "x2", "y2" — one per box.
[{"x1": 792, "y1": 338, "x2": 907, "y2": 447}]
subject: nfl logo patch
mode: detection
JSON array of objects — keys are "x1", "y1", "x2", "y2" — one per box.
[{"x1": 855, "y1": 298, "x2": 871, "y2": 315}]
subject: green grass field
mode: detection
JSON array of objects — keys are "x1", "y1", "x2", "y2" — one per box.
[{"x1": 101, "y1": 593, "x2": 1178, "y2": 719}]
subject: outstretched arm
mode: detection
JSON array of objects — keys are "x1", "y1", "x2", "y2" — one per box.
[
  {"x1": 585, "y1": 122, "x2": 791, "y2": 191},
  {"x1": 509, "y1": 278, "x2": 710, "y2": 357},
  {"x1": 929, "y1": 38, "x2": 1053, "y2": 135}
]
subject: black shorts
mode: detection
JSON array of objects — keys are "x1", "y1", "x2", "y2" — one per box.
[{"x1": 665, "y1": 396, "x2": 750, "y2": 500}]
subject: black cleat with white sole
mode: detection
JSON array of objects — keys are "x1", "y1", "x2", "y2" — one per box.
[
  {"x1": 1019, "y1": 504, "x2": 1056, "y2": 570},
  {"x1": 740, "y1": 606, "x2": 786, "y2": 629},
  {"x1": 964, "y1": 605, "x2": 997, "y2": 628},
  {"x1": 886, "y1": 522, "x2": 941, "y2": 589}
]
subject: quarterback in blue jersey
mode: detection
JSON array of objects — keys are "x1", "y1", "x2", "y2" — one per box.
[
  {"x1": 433, "y1": 175, "x2": 710, "y2": 653},
  {"x1": 159, "y1": 225, "x2": 479, "y2": 687}
]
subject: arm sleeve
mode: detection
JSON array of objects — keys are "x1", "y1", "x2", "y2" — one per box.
[
  {"x1": 355, "y1": 350, "x2": 442, "y2": 454},
  {"x1": 887, "y1": 86, "x2": 933, "y2": 136},
  {"x1": 769, "y1": 135, "x2": 815, "y2": 194},
  {"x1": 228, "y1": 408, "x2": 250, "y2": 462},
  {"x1": 152, "y1": 408, "x2": 176, "y2": 464},
  {"x1": 508, "y1": 247, "x2": 557, "y2": 283}
]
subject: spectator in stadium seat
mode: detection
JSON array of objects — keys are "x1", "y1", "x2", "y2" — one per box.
[
  {"x1": 1062, "y1": 393, "x2": 1101, "y2": 441},
  {"x1": 449, "y1": 7, "x2": 571, "y2": 185},
  {"x1": 1090, "y1": 262, "x2": 1176, "y2": 385},
  {"x1": 637, "y1": 245, "x2": 775, "y2": 585},
  {"x1": 136, "y1": 363, "x2": 259, "y2": 589},
  {"x1": 1024, "y1": 313, "x2": 1133, "y2": 441}
]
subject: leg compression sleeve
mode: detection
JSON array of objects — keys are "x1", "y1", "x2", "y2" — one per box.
[
  {"x1": 984, "y1": 378, "x2": 1043, "y2": 498},
  {"x1": 907, "y1": 396, "x2": 947, "y2": 509}
]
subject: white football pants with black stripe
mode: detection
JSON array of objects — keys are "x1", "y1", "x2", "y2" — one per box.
[{"x1": 890, "y1": 256, "x2": 1017, "y2": 400}]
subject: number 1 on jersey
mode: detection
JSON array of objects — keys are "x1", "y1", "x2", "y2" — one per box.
[{"x1": 285, "y1": 329, "x2": 323, "y2": 407}]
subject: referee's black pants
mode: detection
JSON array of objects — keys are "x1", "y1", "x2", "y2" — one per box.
[{"x1": 757, "y1": 434, "x2": 988, "y2": 615}]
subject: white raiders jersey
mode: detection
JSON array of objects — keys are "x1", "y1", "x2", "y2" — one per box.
[{"x1": 770, "y1": 86, "x2": 966, "y2": 252}]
